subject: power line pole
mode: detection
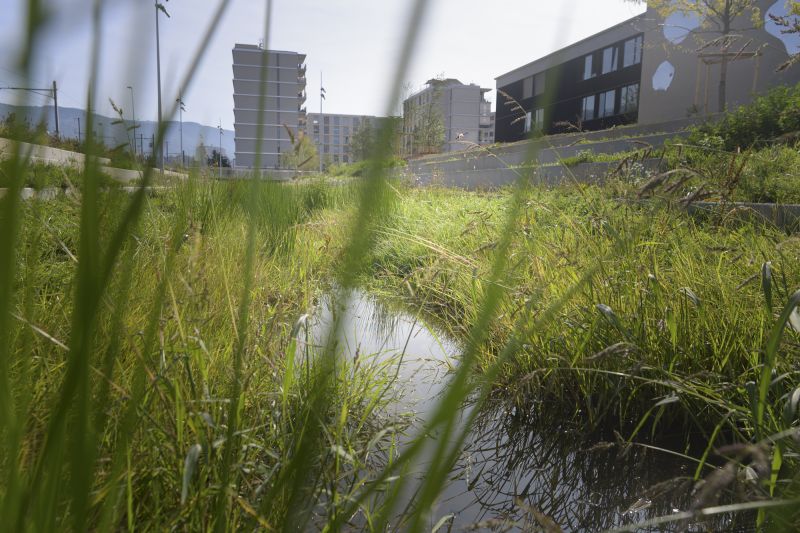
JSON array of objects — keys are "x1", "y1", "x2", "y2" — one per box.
[
  {"x1": 0, "y1": 82, "x2": 60, "y2": 136},
  {"x1": 177, "y1": 93, "x2": 186, "y2": 167},
  {"x1": 218, "y1": 120, "x2": 223, "y2": 179},
  {"x1": 127, "y1": 85, "x2": 136, "y2": 155},
  {"x1": 52, "y1": 80, "x2": 59, "y2": 137},
  {"x1": 74, "y1": 117, "x2": 81, "y2": 143},
  {"x1": 155, "y1": 1, "x2": 165, "y2": 174},
  {"x1": 319, "y1": 71, "x2": 325, "y2": 173}
]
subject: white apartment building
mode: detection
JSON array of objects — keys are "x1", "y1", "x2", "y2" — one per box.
[
  {"x1": 305, "y1": 113, "x2": 381, "y2": 165},
  {"x1": 231, "y1": 45, "x2": 307, "y2": 169},
  {"x1": 402, "y1": 78, "x2": 493, "y2": 156}
]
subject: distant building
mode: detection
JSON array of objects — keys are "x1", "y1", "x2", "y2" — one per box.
[
  {"x1": 495, "y1": 1, "x2": 800, "y2": 143},
  {"x1": 402, "y1": 78, "x2": 492, "y2": 156},
  {"x1": 305, "y1": 113, "x2": 380, "y2": 165},
  {"x1": 231, "y1": 45, "x2": 307, "y2": 169},
  {"x1": 479, "y1": 111, "x2": 495, "y2": 145}
]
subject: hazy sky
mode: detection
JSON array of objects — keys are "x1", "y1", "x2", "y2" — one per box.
[{"x1": 0, "y1": 0, "x2": 645, "y2": 130}]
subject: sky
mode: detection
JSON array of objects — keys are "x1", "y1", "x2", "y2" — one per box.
[{"x1": 0, "y1": 0, "x2": 646, "y2": 131}]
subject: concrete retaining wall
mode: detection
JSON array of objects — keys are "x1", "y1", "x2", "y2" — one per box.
[
  {"x1": 0, "y1": 138, "x2": 111, "y2": 166},
  {"x1": 399, "y1": 159, "x2": 662, "y2": 190},
  {"x1": 686, "y1": 202, "x2": 800, "y2": 231}
]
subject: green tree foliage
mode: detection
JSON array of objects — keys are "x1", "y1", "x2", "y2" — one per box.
[
  {"x1": 207, "y1": 149, "x2": 231, "y2": 168},
  {"x1": 351, "y1": 117, "x2": 403, "y2": 161},
  {"x1": 409, "y1": 98, "x2": 444, "y2": 156},
  {"x1": 635, "y1": 0, "x2": 764, "y2": 112},
  {"x1": 770, "y1": 0, "x2": 800, "y2": 71},
  {"x1": 690, "y1": 81, "x2": 800, "y2": 149},
  {"x1": 280, "y1": 124, "x2": 319, "y2": 171},
  {"x1": 350, "y1": 119, "x2": 375, "y2": 162}
]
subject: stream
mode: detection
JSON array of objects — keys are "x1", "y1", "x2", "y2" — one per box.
[{"x1": 300, "y1": 289, "x2": 750, "y2": 532}]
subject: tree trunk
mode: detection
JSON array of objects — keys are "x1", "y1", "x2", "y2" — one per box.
[
  {"x1": 718, "y1": 53, "x2": 728, "y2": 113},
  {"x1": 718, "y1": 2, "x2": 732, "y2": 113}
]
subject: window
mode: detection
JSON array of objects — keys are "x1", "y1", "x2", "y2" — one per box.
[
  {"x1": 598, "y1": 89, "x2": 616, "y2": 118},
  {"x1": 620, "y1": 83, "x2": 639, "y2": 114},
  {"x1": 523, "y1": 76, "x2": 533, "y2": 99},
  {"x1": 534, "y1": 72, "x2": 546, "y2": 96},
  {"x1": 583, "y1": 55, "x2": 594, "y2": 80},
  {"x1": 524, "y1": 111, "x2": 532, "y2": 133},
  {"x1": 534, "y1": 108, "x2": 544, "y2": 131},
  {"x1": 582, "y1": 95, "x2": 595, "y2": 121},
  {"x1": 623, "y1": 35, "x2": 643, "y2": 67},
  {"x1": 602, "y1": 46, "x2": 619, "y2": 75}
]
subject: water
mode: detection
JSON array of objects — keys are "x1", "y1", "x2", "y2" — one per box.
[{"x1": 301, "y1": 289, "x2": 751, "y2": 532}]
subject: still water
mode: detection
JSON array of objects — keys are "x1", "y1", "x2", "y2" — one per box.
[{"x1": 301, "y1": 289, "x2": 749, "y2": 532}]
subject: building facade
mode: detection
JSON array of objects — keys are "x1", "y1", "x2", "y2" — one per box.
[
  {"x1": 402, "y1": 78, "x2": 493, "y2": 156},
  {"x1": 495, "y1": 1, "x2": 800, "y2": 143},
  {"x1": 231, "y1": 45, "x2": 307, "y2": 169},
  {"x1": 305, "y1": 113, "x2": 382, "y2": 165}
]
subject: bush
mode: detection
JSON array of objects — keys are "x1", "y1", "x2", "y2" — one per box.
[{"x1": 689, "y1": 83, "x2": 800, "y2": 150}]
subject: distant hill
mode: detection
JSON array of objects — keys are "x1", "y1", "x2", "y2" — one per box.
[{"x1": 0, "y1": 103, "x2": 236, "y2": 159}]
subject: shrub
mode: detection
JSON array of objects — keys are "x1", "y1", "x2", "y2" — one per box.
[{"x1": 689, "y1": 82, "x2": 800, "y2": 150}]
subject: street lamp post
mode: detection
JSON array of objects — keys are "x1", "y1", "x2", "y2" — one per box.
[
  {"x1": 176, "y1": 94, "x2": 186, "y2": 167},
  {"x1": 127, "y1": 85, "x2": 136, "y2": 156},
  {"x1": 218, "y1": 120, "x2": 223, "y2": 179},
  {"x1": 155, "y1": 1, "x2": 166, "y2": 174}
]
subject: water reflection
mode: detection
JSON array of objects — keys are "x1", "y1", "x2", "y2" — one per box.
[{"x1": 304, "y1": 290, "x2": 751, "y2": 532}]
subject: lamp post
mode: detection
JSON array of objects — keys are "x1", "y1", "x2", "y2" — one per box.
[
  {"x1": 176, "y1": 94, "x2": 186, "y2": 166},
  {"x1": 155, "y1": 1, "x2": 167, "y2": 174},
  {"x1": 217, "y1": 120, "x2": 223, "y2": 179},
  {"x1": 74, "y1": 116, "x2": 81, "y2": 143},
  {"x1": 127, "y1": 85, "x2": 136, "y2": 155}
]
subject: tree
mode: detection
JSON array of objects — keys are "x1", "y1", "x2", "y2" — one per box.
[
  {"x1": 350, "y1": 119, "x2": 375, "y2": 162},
  {"x1": 769, "y1": 1, "x2": 800, "y2": 71},
  {"x1": 195, "y1": 139, "x2": 208, "y2": 167},
  {"x1": 279, "y1": 124, "x2": 319, "y2": 171},
  {"x1": 404, "y1": 95, "x2": 444, "y2": 156},
  {"x1": 634, "y1": 0, "x2": 764, "y2": 112},
  {"x1": 207, "y1": 149, "x2": 230, "y2": 168}
]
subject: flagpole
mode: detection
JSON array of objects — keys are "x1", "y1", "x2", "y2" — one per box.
[{"x1": 319, "y1": 71, "x2": 323, "y2": 173}]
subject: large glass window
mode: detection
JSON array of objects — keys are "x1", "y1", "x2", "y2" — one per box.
[
  {"x1": 602, "y1": 46, "x2": 619, "y2": 75},
  {"x1": 523, "y1": 76, "x2": 533, "y2": 99},
  {"x1": 525, "y1": 108, "x2": 545, "y2": 133},
  {"x1": 620, "y1": 83, "x2": 640, "y2": 114},
  {"x1": 623, "y1": 35, "x2": 643, "y2": 67},
  {"x1": 583, "y1": 55, "x2": 594, "y2": 80},
  {"x1": 598, "y1": 89, "x2": 616, "y2": 118},
  {"x1": 582, "y1": 95, "x2": 595, "y2": 121},
  {"x1": 534, "y1": 108, "x2": 544, "y2": 130},
  {"x1": 534, "y1": 73, "x2": 546, "y2": 96}
]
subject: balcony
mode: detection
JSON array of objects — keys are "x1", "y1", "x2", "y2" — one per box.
[
  {"x1": 298, "y1": 89, "x2": 306, "y2": 103},
  {"x1": 299, "y1": 106, "x2": 307, "y2": 114},
  {"x1": 299, "y1": 64, "x2": 307, "y2": 77}
]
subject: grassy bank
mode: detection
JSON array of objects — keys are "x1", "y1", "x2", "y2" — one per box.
[
  {"x1": 308, "y1": 184, "x2": 800, "y2": 511},
  {"x1": 347, "y1": 186, "x2": 799, "y2": 432},
  {"x1": 1, "y1": 173, "x2": 413, "y2": 529},
  {"x1": 4, "y1": 167, "x2": 800, "y2": 528}
]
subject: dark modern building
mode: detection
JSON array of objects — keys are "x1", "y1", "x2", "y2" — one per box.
[{"x1": 495, "y1": 1, "x2": 800, "y2": 143}]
